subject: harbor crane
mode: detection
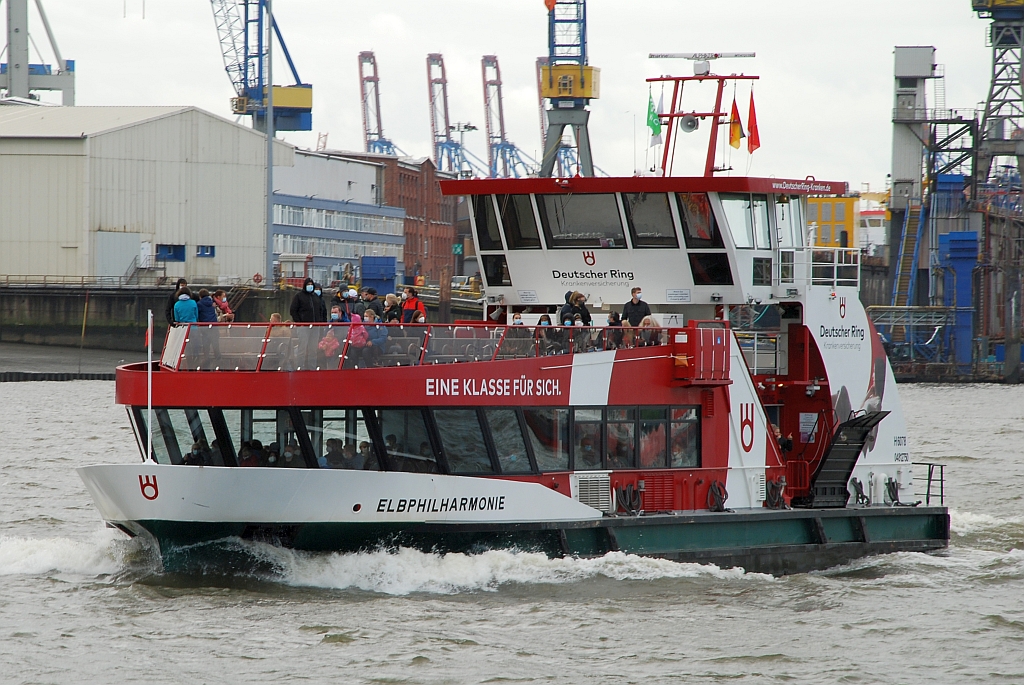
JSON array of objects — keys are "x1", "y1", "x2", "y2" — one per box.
[
  {"x1": 359, "y1": 51, "x2": 401, "y2": 155},
  {"x1": 538, "y1": 0, "x2": 599, "y2": 177},
  {"x1": 972, "y1": 0, "x2": 1024, "y2": 185},
  {"x1": 427, "y1": 53, "x2": 487, "y2": 178},
  {"x1": 209, "y1": 0, "x2": 312, "y2": 131},
  {"x1": 0, "y1": 0, "x2": 75, "y2": 104},
  {"x1": 481, "y1": 55, "x2": 536, "y2": 178}
]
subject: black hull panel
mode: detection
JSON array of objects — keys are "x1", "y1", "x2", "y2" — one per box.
[{"x1": 120, "y1": 506, "x2": 950, "y2": 577}]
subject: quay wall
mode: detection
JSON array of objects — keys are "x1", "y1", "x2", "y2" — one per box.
[
  {"x1": 0, "y1": 286, "x2": 483, "y2": 352},
  {"x1": 0, "y1": 287, "x2": 294, "y2": 352}
]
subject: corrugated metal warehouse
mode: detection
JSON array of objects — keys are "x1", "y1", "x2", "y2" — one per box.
[{"x1": 0, "y1": 105, "x2": 294, "y2": 282}]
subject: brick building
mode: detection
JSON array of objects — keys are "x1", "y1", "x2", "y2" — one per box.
[{"x1": 336, "y1": 152, "x2": 457, "y2": 283}]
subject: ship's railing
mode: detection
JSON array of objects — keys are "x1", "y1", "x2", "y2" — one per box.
[
  {"x1": 734, "y1": 331, "x2": 779, "y2": 375},
  {"x1": 159, "y1": 322, "x2": 671, "y2": 372},
  {"x1": 912, "y1": 461, "x2": 945, "y2": 506},
  {"x1": 775, "y1": 247, "x2": 860, "y2": 290}
]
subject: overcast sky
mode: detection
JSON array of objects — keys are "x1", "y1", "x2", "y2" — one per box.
[{"x1": 20, "y1": 0, "x2": 991, "y2": 188}]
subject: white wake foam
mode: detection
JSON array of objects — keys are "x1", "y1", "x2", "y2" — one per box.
[
  {"x1": 259, "y1": 546, "x2": 772, "y2": 595},
  {"x1": 0, "y1": 528, "x2": 125, "y2": 577},
  {"x1": 950, "y1": 509, "x2": 1024, "y2": 537}
]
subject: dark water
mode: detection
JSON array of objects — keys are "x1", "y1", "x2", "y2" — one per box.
[{"x1": 0, "y1": 382, "x2": 1021, "y2": 684}]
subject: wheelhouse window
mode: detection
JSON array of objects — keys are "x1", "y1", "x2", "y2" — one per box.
[
  {"x1": 497, "y1": 194, "x2": 541, "y2": 249},
  {"x1": 775, "y1": 195, "x2": 804, "y2": 247},
  {"x1": 753, "y1": 257, "x2": 772, "y2": 286},
  {"x1": 473, "y1": 195, "x2": 503, "y2": 251},
  {"x1": 622, "y1": 193, "x2": 678, "y2": 248},
  {"x1": 537, "y1": 193, "x2": 626, "y2": 248},
  {"x1": 677, "y1": 193, "x2": 724, "y2": 249},
  {"x1": 481, "y1": 254, "x2": 511, "y2": 287},
  {"x1": 433, "y1": 409, "x2": 494, "y2": 473},
  {"x1": 688, "y1": 253, "x2": 733, "y2": 285},
  {"x1": 719, "y1": 193, "x2": 770, "y2": 249}
]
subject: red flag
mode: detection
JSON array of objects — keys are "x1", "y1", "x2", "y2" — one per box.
[
  {"x1": 728, "y1": 98, "x2": 745, "y2": 149},
  {"x1": 544, "y1": 0, "x2": 557, "y2": 10},
  {"x1": 144, "y1": 325, "x2": 150, "y2": 348},
  {"x1": 747, "y1": 92, "x2": 761, "y2": 154}
]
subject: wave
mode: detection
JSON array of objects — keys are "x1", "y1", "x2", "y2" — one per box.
[
  {"x1": 950, "y1": 509, "x2": 1024, "y2": 537},
  {"x1": 249, "y1": 545, "x2": 773, "y2": 595},
  {"x1": 0, "y1": 528, "x2": 129, "y2": 577}
]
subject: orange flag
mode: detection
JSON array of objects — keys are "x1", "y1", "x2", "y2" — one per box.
[
  {"x1": 728, "y1": 98, "x2": 745, "y2": 149},
  {"x1": 545, "y1": 0, "x2": 557, "y2": 10},
  {"x1": 748, "y1": 92, "x2": 761, "y2": 154}
]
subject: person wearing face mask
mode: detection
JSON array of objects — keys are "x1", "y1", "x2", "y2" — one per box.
[
  {"x1": 401, "y1": 287, "x2": 427, "y2": 324},
  {"x1": 622, "y1": 287, "x2": 651, "y2": 327},
  {"x1": 313, "y1": 283, "x2": 327, "y2": 322},
  {"x1": 212, "y1": 289, "x2": 235, "y2": 322},
  {"x1": 505, "y1": 312, "x2": 532, "y2": 357},
  {"x1": 535, "y1": 314, "x2": 559, "y2": 356},
  {"x1": 281, "y1": 441, "x2": 304, "y2": 468},
  {"x1": 290, "y1": 277, "x2": 324, "y2": 368}
]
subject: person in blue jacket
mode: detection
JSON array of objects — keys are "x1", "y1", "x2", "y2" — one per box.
[
  {"x1": 196, "y1": 289, "x2": 219, "y2": 323},
  {"x1": 173, "y1": 287, "x2": 199, "y2": 323}
]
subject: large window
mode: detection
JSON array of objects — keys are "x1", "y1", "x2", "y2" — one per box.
[
  {"x1": 622, "y1": 193, "x2": 678, "y2": 248},
  {"x1": 433, "y1": 409, "x2": 494, "y2": 473},
  {"x1": 537, "y1": 193, "x2": 626, "y2": 248},
  {"x1": 677, "y1": 193, "x2": 724, "y2": 249},
  {"x1": 130, "y1": 404, "x2": 701, "y2": 473},
  {"x1": 486, "y1": 409, "x2": 533, "y2": 473},
  {"x1": 573, "y1": 408, "x2": 603, "y2": 470},
  {"x1": 523, "y1": 407, "x2": 569, "y2": 470},
  {"x1": 473, "y1": 195, "x2": 503, "y2": 251},
  {"x1": 497, "y1": 195, "x2": 541, "y2": 249},
  {"x1": 379, "y1": 409, "x2": 439, "y2": 473}
]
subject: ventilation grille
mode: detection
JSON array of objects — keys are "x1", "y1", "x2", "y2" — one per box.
[
  {"x1": 641, "y1": 474, "x2": 675, "y2": 511},
  {"x1": 574, "y1": 473, "x2": 613, "y2": 512},
  {"x1": 754, "y1": 471, "x2": 766, "y2": 501}
]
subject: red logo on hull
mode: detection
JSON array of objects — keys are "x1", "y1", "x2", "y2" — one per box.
[
  {"x1": 839, "y1": 296, "x2": 847, "y2": 319},
  {"x1": 582, "y1": 250, "x2": 596, "y2": 266},
  {"x1": 139, "y1": 475, "x2": 159, "y2": 501},
  {"x1": 740, "y1": 403, "x2": 755, "y2": 452}
]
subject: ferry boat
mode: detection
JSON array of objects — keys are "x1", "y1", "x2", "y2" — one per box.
[{"x1": 78, "y1": 70, "x2": 948, "y2": 576}]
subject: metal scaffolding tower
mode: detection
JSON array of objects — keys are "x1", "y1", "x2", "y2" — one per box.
[
  {"x1": 538, "y1": 0, "x2": 598, "y2": 177},
  {"x1": 974, "y1": 0, "x2": 1024, "y2": 185},
  {"x1": 481, "y1": 55, "x2": 534, "y2": 178},
  {"x1": 210, "y1": 0, "x2": 312, "y2": 131},
  {"x1": 359, "y1": 51, "x2": 399, "y2": 155},
  {"x1": 0, "y1": 0, "x2": 74, "y2": 104}
]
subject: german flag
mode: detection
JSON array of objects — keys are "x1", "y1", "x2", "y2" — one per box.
[{"x1": 728, "y1": 97, "x2": 745, "y2": 149}]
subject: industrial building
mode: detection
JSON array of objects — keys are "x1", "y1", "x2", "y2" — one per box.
[
  {"x1": 0, "y1": 106, "x2": 404, "y2": 287},
  {"x1": 339, "y1": 151, "x2": 457, "y2": 283}
]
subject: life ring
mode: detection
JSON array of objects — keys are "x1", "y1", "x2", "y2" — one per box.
[{"x1": 253, "y1": 273, "x2": 264, "y2": 284}]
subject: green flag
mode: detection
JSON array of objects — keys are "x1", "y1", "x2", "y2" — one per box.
[{"x1": 647, "y1": 92, "x2": 663, "y2": 145}]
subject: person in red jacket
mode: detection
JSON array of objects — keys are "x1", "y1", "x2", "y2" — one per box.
[{"x1": 401, "y1": 287, "x2": 427, "y2": 323}]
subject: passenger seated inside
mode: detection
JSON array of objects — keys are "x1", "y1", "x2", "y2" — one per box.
[
  {"x1": 324, "y1": 438, "x2": 346, "y2": 469},
  {"x1": 358, "y1": 441, "x2": 376, "y2": 470},
  {"x1": 340, "y1": 443, "x2": 364, "y2": 470},
  {"x1": 182, "y1": 439, "x2": 211, "y2": 466},
  {"x1": 265, "y1": 443, "x2": 281, "y2": 466},
  {"x1": 237, "y1": 440, "x2": 260, "y2": 467},
  {"x1": 576, "y1": 435, "x2": 600, "y2": 469},
  {"x1": 282, "y1": 441, "x2": 304, "y2": 467},
  {"x1": 385, "y1": 434, "x2": 400, "y2": 455}
]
